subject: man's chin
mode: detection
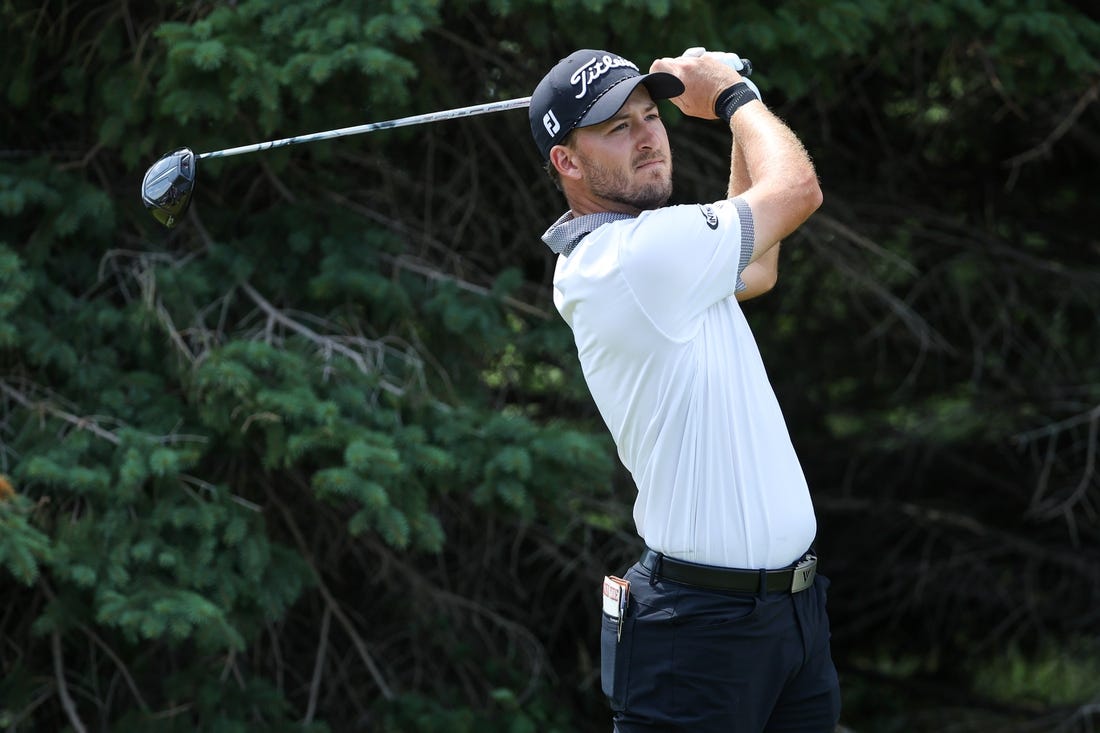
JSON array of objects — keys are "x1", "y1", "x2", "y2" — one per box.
[
  {"x1": 634, "y1": 183, "x2": 673, "y2": 211},
  {"x1": 592, "y1": 179, "x2": 672, "y2": 213}
]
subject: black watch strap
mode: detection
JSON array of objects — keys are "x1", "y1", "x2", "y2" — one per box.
[{"x1": 715, "y1": 82, "x2": 759, "y2": 121}]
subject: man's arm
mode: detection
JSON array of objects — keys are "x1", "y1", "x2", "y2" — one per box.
[
  {"x1": 737, "y1": 243, "x2": 778, "y2": 301},
  {"x1": 728, "y1": 132, "x2": 779, "y2": 301},
  {"x1": 651, "y1": 55, "x2": 821, "y2": 265}
]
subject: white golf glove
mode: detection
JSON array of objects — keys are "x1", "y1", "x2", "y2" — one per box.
[{"x1": 681, "y1": 46, "x2": 762, "y2": 101}]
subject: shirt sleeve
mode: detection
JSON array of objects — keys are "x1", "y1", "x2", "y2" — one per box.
[{"x1": 618, "y1": 198, "x2": 754, "y2": 340}]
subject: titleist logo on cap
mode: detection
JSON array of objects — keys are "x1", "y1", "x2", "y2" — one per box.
[
  {"x1": 570, "y1": 54, "x2": 640, "y2": 99},
  {"x1": 529, "y1": 48, "x2": 683, "y2": 160}
]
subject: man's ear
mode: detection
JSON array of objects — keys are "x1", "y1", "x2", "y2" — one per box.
[{"x1": 549, "y1": 145, "x2": 582, "y2": 181}]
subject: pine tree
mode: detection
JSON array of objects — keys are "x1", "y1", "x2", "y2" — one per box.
[{"x1": 1, "y1": 0, "x2": 1098, "y2": 730}]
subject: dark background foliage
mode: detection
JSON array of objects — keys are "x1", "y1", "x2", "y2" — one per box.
[{"x1": 1, "y1": 1, "x2": 1098, "y2": 731}]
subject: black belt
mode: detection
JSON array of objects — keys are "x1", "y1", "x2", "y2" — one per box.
[{"x1": 639, "y1": 547, "x2": 817, "y2": 594}]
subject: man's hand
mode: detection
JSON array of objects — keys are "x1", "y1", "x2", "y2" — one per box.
[
  {"x1": 682, "y1": 48, "x2": 762, "y2": 101},
  {"x1": 650, "y1": 55, "x2": 744, "y2": 120}
]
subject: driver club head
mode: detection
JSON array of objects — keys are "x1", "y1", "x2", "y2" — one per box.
[{"x1": 141, "y1": 148, "x2": 197, "y2": 228}]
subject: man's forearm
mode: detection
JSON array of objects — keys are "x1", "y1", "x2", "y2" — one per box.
[
  {"x1": 727, "y1": 136, "x2": 751, "y2": 198},
  {"x1": 649, "y1": 53, "x2": 821, "y2": 253},
  {"x1": 730, "y1": 102, "x2": 818, "y2": 210}
]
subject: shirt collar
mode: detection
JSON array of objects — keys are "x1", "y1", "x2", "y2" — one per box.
[{"x1": 541, "y1": 210, "x2": 637, "y2": 257}]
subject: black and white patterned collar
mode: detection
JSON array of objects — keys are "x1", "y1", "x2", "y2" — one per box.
[{"x1": 541, "y1": 210, "x2": 637, "y2": 257}]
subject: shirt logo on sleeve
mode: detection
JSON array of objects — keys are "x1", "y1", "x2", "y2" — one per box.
[{"x1": 699, "y1": 204, "x2": 719, "y2": 230}]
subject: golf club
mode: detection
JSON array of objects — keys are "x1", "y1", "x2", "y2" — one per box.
[{"x1": 141, "y1": 96, "x2": 533, "y2": 228}]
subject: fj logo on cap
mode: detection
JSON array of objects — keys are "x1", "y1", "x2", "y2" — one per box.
[
  {"x1": 570, "y1": 54, "x2": 639, "y2": 99},
  {"x1": 543, "y1": 110, "x2": 561, "y2": 137}
]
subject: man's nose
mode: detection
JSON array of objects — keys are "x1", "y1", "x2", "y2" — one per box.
[{"x1": 635, "y1": 121, "x2": 658, "y2": 148}]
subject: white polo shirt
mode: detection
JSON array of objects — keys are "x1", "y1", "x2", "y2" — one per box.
[{"x1": 543, "y1": 198, "x2": 816, "y2": 570}]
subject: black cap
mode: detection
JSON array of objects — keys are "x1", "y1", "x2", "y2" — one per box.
[{"x1": 529, "y1": 50, "x2": 684, "y2": 160}]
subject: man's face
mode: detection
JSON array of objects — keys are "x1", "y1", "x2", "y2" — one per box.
[{"x1": 569, "y1": 86, "x2": 673, "y2": 213}]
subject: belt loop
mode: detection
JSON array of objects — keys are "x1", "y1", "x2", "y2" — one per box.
[
  {"x1": 649, "y1": 553, "x2": 662, "y2": 587},
  {"x1": 757, "y1": 568, "x2": 768, "y2": 600}
]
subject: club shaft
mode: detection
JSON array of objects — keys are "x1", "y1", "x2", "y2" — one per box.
[{"x1": 197, "y1": 96, "x2": 532, "y2": 160}]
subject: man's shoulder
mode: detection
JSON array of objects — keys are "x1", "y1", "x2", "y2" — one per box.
[
  {"x1": 541, "y1": 210, "x2": 636, "y2": 257},
  {"x1": 544, "y1": 199, "x2": 746, "y2": 259}
]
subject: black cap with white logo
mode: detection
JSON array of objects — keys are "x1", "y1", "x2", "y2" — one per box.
[{"x1": 529, "y1": 50, "x2": 685, "y2": 161}]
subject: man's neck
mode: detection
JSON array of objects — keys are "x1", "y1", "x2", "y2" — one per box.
[{"x1": 566, "y1": 191, "x2": 642, "y2": 218}]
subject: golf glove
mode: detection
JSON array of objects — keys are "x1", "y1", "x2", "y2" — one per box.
[{"x1": 680, "y1": 47, "x2": 762, "y2": 101}]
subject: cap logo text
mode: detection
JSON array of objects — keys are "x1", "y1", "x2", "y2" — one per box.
[
  {"x1": 570, "y1": 54, "x2": 639, "y2": 99},
  {"x1": 543, "y1": 110, "x2": 561, "y2": 137}
]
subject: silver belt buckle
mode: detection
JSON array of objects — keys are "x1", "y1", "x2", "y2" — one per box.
[{"x1": 790, "y1": 553, "x2": 817, "y2": 593}]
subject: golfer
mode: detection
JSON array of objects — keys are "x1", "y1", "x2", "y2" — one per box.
[{"x1": 529, "y1": 49, "x2": 841, "y2": 732}]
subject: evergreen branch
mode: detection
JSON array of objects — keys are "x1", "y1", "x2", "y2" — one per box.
[
  {"x1": 265, "y1": 479, "x2": 395, "y2": 701},
  {"x1": 161, "y1": 301, "x2": 200, "y2": 365},
  {"x1": 1, "y1": 380, "x2": 120, "y2": 445},
  {"x1": 96, "y1": 239, "x2": 211, "y2": 364},
  {"x1": 96, "y1": 248, "x2": 189, "y2": 282},
  {"x1": 51, "y1": 631, "x2": 88, "y2": 733},
  {"x1": 0, "y1": 380, "x2": 208, "y2": 448},
  {"x1": 383, "y1": 253, "x2": 552, "y2": 321},
  {"x1": 119, "y1": 253, "x2": 202, "y2": 365},
  {"x1": 42, "y1": 582, "x2": 149, "y2": 714},
  {"x1": 324, "y1": 191, "x2": 551, "y2": 320},
  {"x1": 190, "y1": 219, "x2": 444, "y2": 404},
  {"x1": 240, "y1": 282, "x2": 406, "y2": 398},
  {"x1": 178, "y1": 475, "x2": 262, "y2": 513}
]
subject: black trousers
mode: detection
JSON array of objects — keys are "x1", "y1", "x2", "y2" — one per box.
[{"x1": 601, "y1": 561, "x2": 841, "y2": 732}]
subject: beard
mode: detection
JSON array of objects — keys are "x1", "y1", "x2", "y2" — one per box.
[{"x1": 580, "y1": 151, "x2": 673, "y2": 211}]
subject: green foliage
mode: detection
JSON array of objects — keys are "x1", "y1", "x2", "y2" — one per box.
[
  {"x1": 374, "y1": 690, "x2": 574, "y2": 733},
  {"x1": 1, "y1": 0, "x2": 1097, "y2": 730},
  {"x1": 0, "y1": 247, "x2": 29, "y2": 347},
  {"x1": 0, "y1": 161, "x2": 116, "y2": 246},
  {"x1": 0, "y1": 495, "x2": 52, "y2": 585},
  {"x1": 151, "y1": 0, "x2": 436, "y2": 141},
  {"x1": 970, "y1": 639, "x2": 1100, "y2": 707}
]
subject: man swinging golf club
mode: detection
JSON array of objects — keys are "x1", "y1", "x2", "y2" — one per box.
[{"x1": 530, "y1": 49, "x2": 841, "y2": 732}]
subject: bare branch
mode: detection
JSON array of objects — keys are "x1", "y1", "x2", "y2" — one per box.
[
  {"x1": 52, "y1": 632, "x2": 88, "y2": 733},
  {"x1": 0, "y1": 379, "x2": 207, "y2": 448},
  {"x1": 1, "y1": 380, "x2": 120, "y2": 445},
  {"x1": 822, "y1": 496, "x2": 1099, "y2": 578},
  {"x1": 303, "y1": 604, "x2": 331, "y2": 724},
  {"x1": 265, "y1": 479, "x2": 395, "y2": 701},
  {"x1": 384, "y1": 253, "x2": 552, "y2": 320},
  {"x1": 77, "y1": 624, "x2": 151, "y2": 714},
  {"x1": 239, "y1": 282, "x2": 417, "y2": 399},
  {"x1": 1004, "y1": 80, "x2": 1100, "y2": 170}
]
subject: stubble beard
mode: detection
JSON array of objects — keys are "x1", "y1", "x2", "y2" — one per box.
[{"x1": 582, "y1": 152, "x2": 673, "y2": 212}]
